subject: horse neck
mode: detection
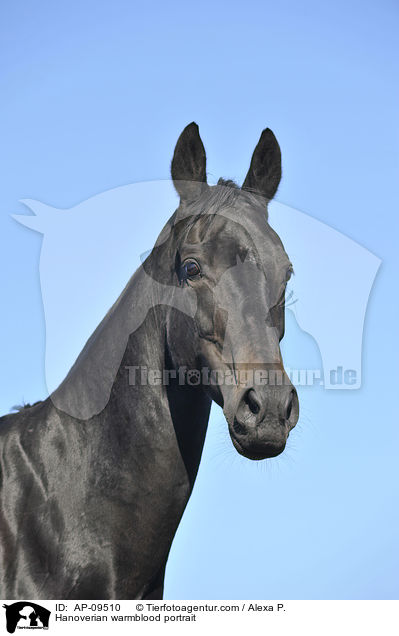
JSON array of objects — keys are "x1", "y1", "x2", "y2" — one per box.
[{"x1": 52, "y1": 265, "x2": 211, "y2": 490}]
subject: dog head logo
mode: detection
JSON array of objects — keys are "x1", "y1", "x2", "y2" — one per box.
[{"x1": 2, "y1": 602, "x2": 50, "y2": 633}]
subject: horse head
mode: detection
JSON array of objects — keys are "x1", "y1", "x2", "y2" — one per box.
[{"x1": 144, "y1": 123, "x2": 299, "y2": 460}]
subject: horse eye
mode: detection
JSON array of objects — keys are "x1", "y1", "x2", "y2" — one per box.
[{"x1": 183, "y1": 260, "x2": 201, "y2": 278}]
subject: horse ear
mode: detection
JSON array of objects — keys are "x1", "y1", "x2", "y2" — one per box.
[
  {"x1": 242, "y1": 128, "x2": 281, "y2": 201},
  {"x1": 171, "y1": 122, "x2": 207, "y2": 203}
]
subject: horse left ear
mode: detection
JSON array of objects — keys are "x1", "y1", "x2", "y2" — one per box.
[
  {"x1": 242, "y1": 128, "x2": 282, "y2": 201},
  {"x1": 171, "y1": 122, "x2": 208, "y2": 204}
]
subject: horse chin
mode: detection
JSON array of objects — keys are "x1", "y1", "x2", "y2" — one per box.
[{"x1": 230, "y1": 432, "x2": 287, "y2": 460}]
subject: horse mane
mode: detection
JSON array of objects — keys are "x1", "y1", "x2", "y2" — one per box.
[
  {"x1": 217, "y1": 177, "x2": 239, "y2": 188},
  {"x1": 205, "y1": 177, "x2": 265, "y2": 215},
  {"x1": 11, "y1": 401, "x2": 42, "y2": 413}
]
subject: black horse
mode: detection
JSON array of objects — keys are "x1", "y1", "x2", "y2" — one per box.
[{"x1": 0, "y1": 123, "x2": 299, "y2": 599}]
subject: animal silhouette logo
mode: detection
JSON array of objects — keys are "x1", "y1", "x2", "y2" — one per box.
[
  {"x1": 2, "y1": 602, "x2": 50, "y2": 633},
  {"x1": 13, "y1": 180, "x2": 381, "y2": 419}
]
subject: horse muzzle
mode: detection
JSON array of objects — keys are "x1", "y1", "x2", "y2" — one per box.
[{"x1": 226, "y1": 384, "x2": 299, "y2": 460}]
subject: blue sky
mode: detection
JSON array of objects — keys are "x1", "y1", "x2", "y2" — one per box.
[{"x1": 0, "y1": 0, "x2": 398, "y2": 599}]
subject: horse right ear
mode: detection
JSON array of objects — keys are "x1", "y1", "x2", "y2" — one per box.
[
  {"x1": 242, "y1": 128, "x2": 282, "y2": 201},
  {"x1": 171, "y1": 122, "x2": 208, "y2": 203}
]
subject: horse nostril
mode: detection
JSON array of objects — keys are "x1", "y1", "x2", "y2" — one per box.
[
  {"x1": 245, "y1": 389, "x2": 261, "y2": 415},
  {"x1": 285, "y1": 391, "x2": 294, "y2": 420}
]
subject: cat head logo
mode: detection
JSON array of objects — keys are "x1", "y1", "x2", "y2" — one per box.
[{"x1": 2, "y1": 603, "x2": 50, "y2": 633}]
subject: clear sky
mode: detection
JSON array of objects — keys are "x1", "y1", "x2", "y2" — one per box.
[{"x1": 0, "y1": 0, "x2": 398, "y2": 599}]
